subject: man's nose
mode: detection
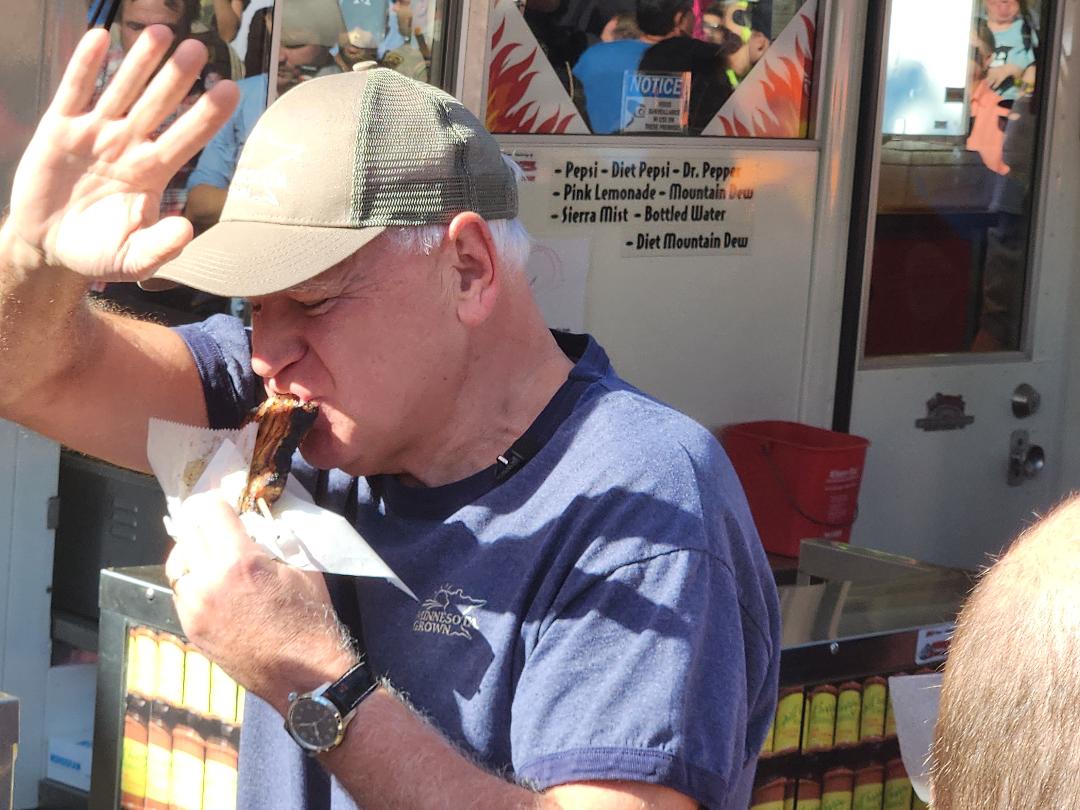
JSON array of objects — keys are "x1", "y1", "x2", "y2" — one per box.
[{"x1": 250, "y1": 321, "x2": 305, "y2": 383}]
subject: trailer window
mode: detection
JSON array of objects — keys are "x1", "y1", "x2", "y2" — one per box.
[
  {"x1": 485, "y1": 0, "x2": 817, "y2": 137},
  {"x1": 863, "y1": 0, "x2": 1048, "y2": 357}
]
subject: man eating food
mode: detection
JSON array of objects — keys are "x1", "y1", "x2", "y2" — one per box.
[{"x1": 0, "y1": 24, "x2": 779, "y2": 810}]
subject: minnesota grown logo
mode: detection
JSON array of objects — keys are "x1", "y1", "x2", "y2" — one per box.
[{"x1": 413, "y1": 586, "x2": 486, "y2": 640}]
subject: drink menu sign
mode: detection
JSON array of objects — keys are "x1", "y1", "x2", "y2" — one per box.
[
  {"x1": 517, "y1": 150, "x2": 759, "y2": 257},
  {"x1": 504, "y1": 143, "x2": 820, "y2": 440}
]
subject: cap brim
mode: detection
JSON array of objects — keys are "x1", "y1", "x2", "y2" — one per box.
[{"x1": 143, "y1": 220, "x2": 385, "y2": 297}]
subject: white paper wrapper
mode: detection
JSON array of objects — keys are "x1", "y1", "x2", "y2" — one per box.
[
  {"x1": 147, "y1": 417, "x2": 416, "y2": 600},
  {"x1": 889, "y1": 672, "x2": 943, "y2": 802}
]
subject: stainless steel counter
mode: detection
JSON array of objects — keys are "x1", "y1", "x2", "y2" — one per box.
[{"x1": 776, "y1": 540, "x2": 972, "y2": 685}]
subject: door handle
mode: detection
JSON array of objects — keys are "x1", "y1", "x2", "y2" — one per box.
[{"x1": 1008, "y1": 429, "x2": 1045, "y2": 486}]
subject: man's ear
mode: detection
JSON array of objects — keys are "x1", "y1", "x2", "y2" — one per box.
[{"x1": 446, "y1": 211, "x2": 500, "y2": 326}]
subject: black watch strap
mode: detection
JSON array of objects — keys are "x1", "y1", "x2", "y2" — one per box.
[{"x1": 323, "y1": 659, "x2": 378, "y2": 716}]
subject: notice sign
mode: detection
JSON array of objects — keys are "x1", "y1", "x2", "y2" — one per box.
[
  {"x1": 548, "y1": 157, "x2": 756, "y2": 257},
  {"x1": 621, "y1": 72, "x2": 690, "y2": 134}
]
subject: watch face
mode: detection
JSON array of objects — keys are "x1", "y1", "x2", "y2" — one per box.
[{"x1": 287, "y1": 696, "x2": 343, "y2": 751}]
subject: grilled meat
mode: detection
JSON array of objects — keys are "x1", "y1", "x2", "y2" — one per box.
[{"x1": 238, "y1": 396, "x2": 319, "y2": 513}]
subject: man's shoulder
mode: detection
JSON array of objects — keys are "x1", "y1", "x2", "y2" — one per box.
[
  {"x1": 541, "y1": 363, "x2": 769, "y2": 567},
  {"x1": 575, "y1": 373, "x2": 721, "y2": 465}
]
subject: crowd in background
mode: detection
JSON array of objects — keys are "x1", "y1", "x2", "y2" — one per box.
[
  {"x1": 91, "y1": 0, "x2": 432, "y2": 321},
  {"x1": 530, "y1": 0, "x2": 777, "y2": 134}
]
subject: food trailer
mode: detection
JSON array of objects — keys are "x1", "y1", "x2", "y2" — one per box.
[{"x1": 0, "y1": 0, "x2": 1078, "y2": 806}]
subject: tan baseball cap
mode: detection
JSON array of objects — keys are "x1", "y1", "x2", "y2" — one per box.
[{"x1": 147, "y1": 67, "x2": 518, "y2": 297}]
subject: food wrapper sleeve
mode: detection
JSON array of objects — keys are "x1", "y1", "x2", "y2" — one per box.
[{"x1": 147, "y1": 417, "x2": 416, "y2": 600}]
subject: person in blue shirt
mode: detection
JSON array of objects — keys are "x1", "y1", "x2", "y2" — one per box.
[
  {"x1": 983, "y1": 0, "x2": 1037, "y2": 102},
  {"x1": 572, "y1": 15, "x2": 651, "y2": 134},
  {"x1": 184, "y1": 7, "x2": 339, "y2": 231},
  {"x1": 0, "y1": 24, "x2": 780, "y2": 810},
  {"x1": 969, "y1": 0, "x2": 1040, "y2": 351},
  {"x1": 184, "y1": 72, "x2": 268, "y2": 231}
]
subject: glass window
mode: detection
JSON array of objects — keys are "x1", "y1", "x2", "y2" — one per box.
[
  {"x1": 486, "y1": 0, "x2": 818, "y2": 137},
  {"x1": 89, "y1": 0, "x2": 449, "y2": 323},
  {"x1": 864, "y1": 0, "x2": 1047, "y2": 357}
]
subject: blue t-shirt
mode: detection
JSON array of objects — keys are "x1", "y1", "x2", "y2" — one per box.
[
  {"x1": 176, "y1": 315, "x2": 780, "y2": 810},
  {"x1": 572, "y1": 40, "x2": 650, "y2": 134},
  {"x1": 186, "y1": 74, "x2": 269, "y2": 191},
  {"x1": 989, "y1": 16, "x2": 1037, "y2": 101}
]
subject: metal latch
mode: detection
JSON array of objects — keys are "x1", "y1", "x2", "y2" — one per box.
[
  {"x1": 46, "y1": 496, "x2": 60, "y2": 530},
  {"x1": 1007, "y1": 430, "x2": 1045, "y2": 486},
  {"x1": 1011, "y1": 383, "x2": 1041, "y2": 418}
]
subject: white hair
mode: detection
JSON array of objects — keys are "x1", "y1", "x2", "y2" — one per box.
[
  {"x1": 382, "y1": 154, "x2": 533, "y2": 274},
  {"x1": 383, "y1": 218, "x2": 532, "y2": 275}
]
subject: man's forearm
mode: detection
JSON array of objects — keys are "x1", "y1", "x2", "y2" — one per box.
[
  {"x1": 0, "y1": 221, "x2": 95, "y2": 418},
  {"x1": 320, "y1": 687, "x2": 546, "y2": 810}
]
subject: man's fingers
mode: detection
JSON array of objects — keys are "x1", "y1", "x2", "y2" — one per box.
[
  {"x1": 49, "y1": 28, "x2": 112, "y2": 117},
  {"x1": 153, "y1": 79, "x2": 239, "y2": 176},
  {"x1": 181, "y1": 492, "x2": 252, "y2": 561},
  {"x1": 165, "y1": 543, "x2": 189, "y2": 590},
  {"x1": 95, "y1": 25, "x2": 176, "y2": 120},
  {"x1": 126, "y1": 38, "x2": 210, "y2": 142},
  {"x1": 120, "y1": 214, "x2": 194, "y2": 278}
]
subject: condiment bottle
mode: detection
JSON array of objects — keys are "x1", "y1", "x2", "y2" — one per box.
[
  {"x1": 853, "y1": 763, "x2": 884, "y2": 810},
  {"x1": 169, "y1": 714, "x2": 206, "y2": 810},
  {"x1": 209, "y1": 663, "x2": 238, "y2": 724},
  {"x1": 834, "y1": 681, "x2": 862, "y2": 747},
  {"x1": 773, "y1": 686, "x2": 804, "y2": 753},
  {"x1": 203, "y1": 732, "x2": 239, "y2": 810},
  {"x1": 145, "y1": 702, "x2": 172, "y2": 810},
  {"x1": 120, "y1": 696, "x2": 149, "y2": 809},
  {"x1": 859, "y1": 676, "x2": 887, "y2": 740},
  {"x1": 128, "y1": 627, "x2": 159, "y2": 698},
  {"x1": 822, "y1": 767, "x2": 854, "y2": 810},
  {"x1": 157, "y1": 633, "x2": 186, "y2": 707},
  {"x1": 182, "y1": 644, "x2": 211, "y2": 717},
  {"x1": 883, "y1": 758, "x2": 913, "y2": 810},
  {"x1": 807, "y1": 684, "x2": 838, "y2": 751}
]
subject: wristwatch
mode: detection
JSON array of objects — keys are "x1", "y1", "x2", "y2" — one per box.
[{"x1": 284, "y1": 659, "x2": 378, "y2": 754}]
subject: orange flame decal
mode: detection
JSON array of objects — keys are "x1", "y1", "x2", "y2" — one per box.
[
  {"x1": 716, "y1": 12, "x2": 815, "y2": 138},
  {"x1": 487, "y1": 17, "x2": 577, "y2": 134}
]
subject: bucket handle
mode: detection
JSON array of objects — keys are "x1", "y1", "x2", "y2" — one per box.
[{"x1": 760, "y1": 443, "x2": 859, "y2": 530}]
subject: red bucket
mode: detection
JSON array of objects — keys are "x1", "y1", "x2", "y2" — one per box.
[{"x1": 718, "y1": 421, "x2": 870, "y2": 558}]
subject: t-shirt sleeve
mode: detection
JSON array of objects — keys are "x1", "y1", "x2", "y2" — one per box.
[
  {"x1": 174, "y1": 313, "x2": 262, "y2": 429},
  {"x1": 511, "y1": 548, "x2": 756, "y2": 808}
]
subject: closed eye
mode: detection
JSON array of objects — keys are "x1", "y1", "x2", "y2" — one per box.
[{"x1": 300, "y1": 298, "x2": 335, "y2": 315}]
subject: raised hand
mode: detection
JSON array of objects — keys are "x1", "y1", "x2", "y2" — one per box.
[{"x1": 4, "y1": 26, "x2": 238, "y2": 281}]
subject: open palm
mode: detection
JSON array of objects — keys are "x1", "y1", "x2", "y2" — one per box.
[{"x1": 7, "y1": 26, "x2": 238, "y2": 281}]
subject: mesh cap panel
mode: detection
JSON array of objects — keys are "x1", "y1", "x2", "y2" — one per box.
[
  {"x1": 353, "y1": 72, "x2": 518, "y2": 226},
  {"x1": 147, "y1": 66, "x2": 518, "y2": 297}
]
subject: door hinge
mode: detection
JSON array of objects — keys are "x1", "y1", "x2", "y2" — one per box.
[{"x1": 46, "y1": 496, "x2": 60, "y2": 530}]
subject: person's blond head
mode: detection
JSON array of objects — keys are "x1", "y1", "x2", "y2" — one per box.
[{"x1": 931, "y1": 497, "x2": 1080, "y2": 809}]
